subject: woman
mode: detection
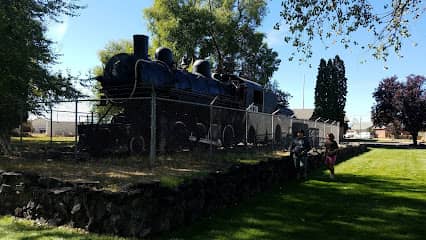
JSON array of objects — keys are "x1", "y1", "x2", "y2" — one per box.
[{"x1": 325, "y1": 133, "x2": 338, "y2": 179}]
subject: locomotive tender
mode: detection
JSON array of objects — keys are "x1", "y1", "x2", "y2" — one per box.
[{"x1": 78, "y1": 35, "x2": 291, "y2": 155}]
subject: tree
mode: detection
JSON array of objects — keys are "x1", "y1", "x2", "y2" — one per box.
[
  {"x1": 91, "y1": 40, "x2": 133, "y2": 115},
  {"x1": 0, "y1": 0, "x2": 83, "y2": 154},
  {"x1": 264, "y1": 80, "x2": 292, "y2": 108},
  {"x1": 276, "y1": 0, "x2": 425, "y2": 62},
  {"x1": 372, "y1": 75, "x2": 426, "y2": 145},
  {"x1": 144, "y1": 0, "x2": 280, "y2": 86},
  {"x1": 312, "y1": 56, "x2": 347, "y2": 126}
]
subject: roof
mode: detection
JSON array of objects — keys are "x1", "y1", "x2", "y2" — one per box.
[{"x1": 291, "y1": 108, "x2": 314, "y2": 120}]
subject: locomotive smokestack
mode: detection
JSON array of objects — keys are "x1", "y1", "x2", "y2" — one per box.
[{"x1": 133, "y1": 34, "x2": 149, "y2": 60}]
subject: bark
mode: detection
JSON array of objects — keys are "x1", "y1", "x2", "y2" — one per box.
[
  {"x1": 0, "y1": 133, "x2": 12, "y2": 155},
  {"x1": 411, "y1": 131, "x2": 418, "y2": 146}
]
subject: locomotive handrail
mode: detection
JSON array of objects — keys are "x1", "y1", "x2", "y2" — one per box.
[
  {"x1": 156, "y1": 97, "x2": 247, "y2": 113},
  {"x1": 210, "y1": 96, "x2": 219, "y2": 105}
]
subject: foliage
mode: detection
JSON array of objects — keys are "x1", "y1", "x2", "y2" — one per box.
[
  {"x1": 144, "y1": 0, "x2": 280, "y2": 85},
  {"x1": 312, "y1": 56, "x2": 347, "y2": 126},
  {"x1": 276, "y1": 0, "x2": 425, "y2": 62},
  {"x1": 162, "y1": 148, "x2": 426, "y2": 240},
  {"x1": 91, "y1": 40, "x2": 133, "y2": 115},
  {"x1": 0, "y1": 0, "x2": 83, "y2": 154},
  {"x1": 372, "y1": 75, "x2": 426, "y2": 145},
  {"x1": 264, "y1": 79, "x2": 292, "y2": 108}
]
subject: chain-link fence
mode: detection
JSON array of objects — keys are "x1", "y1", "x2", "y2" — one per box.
[{"x1": 9, "y1": 96, "x2": 340, "y2": 161}]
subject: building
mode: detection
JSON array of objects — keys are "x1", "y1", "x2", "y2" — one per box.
[{"x1": 29, "y1": 118, "x2": 76, "y2": 137}]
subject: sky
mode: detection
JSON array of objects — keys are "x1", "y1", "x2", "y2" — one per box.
[{"x1": 47, "y1": 0, "x2": 426, "y2": 126}]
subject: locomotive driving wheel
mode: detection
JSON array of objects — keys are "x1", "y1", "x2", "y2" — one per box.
[
  {"x1": 129, "y1": 136, "x2": 146, "y2": 155},
  {"x1": 222, "y1": 125, "x2": 235, "y2": 148},
  {"x1": 168, "y1": 121, "x2": 190, "y2": 151}
]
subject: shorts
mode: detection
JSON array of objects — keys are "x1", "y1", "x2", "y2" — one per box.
[{"x1": 325, "y1": 155, "x2": 336, "y2": 166}]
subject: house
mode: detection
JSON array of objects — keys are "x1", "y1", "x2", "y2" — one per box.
[
  {"x1": 373, "y1": 126, "x2": 391, "y2": 139},
  {"x1": 29, "y1": 118, "x2": 76, "y2": 137},
  {"x1": 291, "y1": 108, "x2": 314, "y2": 120}
]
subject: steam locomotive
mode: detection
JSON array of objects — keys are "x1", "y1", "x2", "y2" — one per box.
[{"x1": 78, "y1": 35, "x2": 292, "y2": 155}]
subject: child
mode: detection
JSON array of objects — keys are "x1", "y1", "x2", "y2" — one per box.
[
  {"x1": 325, "y1": 133, "x2": 338, "y2": 179},
  {"x1": 290, "y1": 130, "x2": 311, "y2": 180}
]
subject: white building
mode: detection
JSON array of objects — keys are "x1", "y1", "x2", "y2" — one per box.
[{"x1": 30, "y1": 118, "x2": 76, "y2": 137}]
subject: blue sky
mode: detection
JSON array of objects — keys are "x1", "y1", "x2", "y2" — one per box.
[{"x1": 47, "y1": 0, "x2": 426, "y2": 125}]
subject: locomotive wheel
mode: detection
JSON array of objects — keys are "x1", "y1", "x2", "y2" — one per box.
[
  {"x1": 193, "y1": 123, "x2": 207, "y2": 142},
  {"x1": 168, "y1": 122, "x2": 190, "y2": 151},
  {"x1": 274, "y1": 125, "x2": 282, "y2": 145},
  {"x1": 247, "y1": 127, "x2": 257, "y2": 146},
  {"x1": 129, "y1": 136, "x2": 145, "y2": 155},
  {"x1": 222, "y1": 125, "x2": 235, "y2": 148}
]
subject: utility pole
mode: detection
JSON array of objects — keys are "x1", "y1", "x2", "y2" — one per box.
[{"x1": 302, "y1": 75, "x2": 305, "y2": 109}]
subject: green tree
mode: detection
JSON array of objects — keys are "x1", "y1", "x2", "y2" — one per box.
[
  {"x1": 276, "y1": 0, "x2": 424, "y2": 62},
  {"x1": 144, "y1": 0, "x2": 280, "y2": 85},
  {"x1": 313, "y1": 56, "x2": 347, "y2": 126},
  {"x1": 0, "y1": 0, "x2": 83, "y2": 154},
  {"x1": 264, "y1": 80, "x2": 292, "y2": 108},
  {"x1": 91, "y1": 40, "x2": 133, "y2": 116}
]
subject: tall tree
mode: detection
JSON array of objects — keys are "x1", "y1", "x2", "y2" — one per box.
[
  {"x1": 313, "y1": 56, "x2": 347, "y2": 126},
  {"x1": 91, "y1": 40, "x2": 133, "y2": 115},
  {"x1": 0, "y1": 0, "x2": 83, "y2": 154},
  {"x1": 372, "y1": 75, "x2": 426, "y2": 145},
  {"x1": 276, "y1": 1, "x2": 425, "y2": 62},
  {"x1": 144, "y1": 0, "x2": 280, "y2": 85},
  {"x1": 264, "y1": 79, "x2": 292, "y2": 108}
]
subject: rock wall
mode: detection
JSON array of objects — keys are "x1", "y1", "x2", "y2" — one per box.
[{"x1": 0, "y1": 145, "x2": 367, "y2": 238}]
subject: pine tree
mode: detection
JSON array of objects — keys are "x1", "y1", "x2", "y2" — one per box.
[
  {"x1": 313, "y1": 56, "x2": 347, "y2": 127},
  {"x1": 312, "y1": 59, "x2": 328, "y2": 118}
]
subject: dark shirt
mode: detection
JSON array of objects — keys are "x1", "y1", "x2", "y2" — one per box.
[
  {"x1": 290, "y1": 136, "x2": 311, "y2": 157},
  {"x1": 325, "y1": 140, "x2": 338, "y2": 156}
]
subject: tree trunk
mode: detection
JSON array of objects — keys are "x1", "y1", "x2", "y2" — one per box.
[
  {"x1": 411, "y1": 132, "x2": 418, "y2": 146},
  {"x1": 0, "y1": 133, "x2": 12, "y2": 155}
]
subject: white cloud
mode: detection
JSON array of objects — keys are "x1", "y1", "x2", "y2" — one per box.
[
  {"x1": 46, "y1": 17, "x2": 69, "y2": 42},
  {"x1": 265, "y1": 25, "x2": 288, "y2": 47}
]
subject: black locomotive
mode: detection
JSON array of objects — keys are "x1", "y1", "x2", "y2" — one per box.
[{"x1": 78, "y1": 35, "x2": 291, "y2": 155}]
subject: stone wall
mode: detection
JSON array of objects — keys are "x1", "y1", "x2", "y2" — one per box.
[{"x1": 0, "y1": 145, "x2": 367, "y2": 238}]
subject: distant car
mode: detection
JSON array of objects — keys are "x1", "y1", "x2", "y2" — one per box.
[
  {"x1": 344, "y1": 131, "x2": 356, "y2": 138},
  {"x1": 359, "y1": 132, "x2": 372, "y2": 139}
]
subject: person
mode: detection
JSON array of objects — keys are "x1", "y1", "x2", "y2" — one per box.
[
  {"x1": 325, "y1": 133, "x2": 339, "y2": 179},
  {"x1": 290, "y1": 130, "x2": 311, "y2": 180}
]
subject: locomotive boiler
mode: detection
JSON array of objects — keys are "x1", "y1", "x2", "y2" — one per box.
[{"x1": 78, "y1": 35, "x2": 290, "y2": 155}]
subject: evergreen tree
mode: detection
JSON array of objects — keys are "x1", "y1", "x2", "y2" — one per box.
[
  {"x1": 313, "y1": 56, "x2": 347, "y2": 127},
  {"x1": 312, "y1": 59, "x2": 328, "y2": 118}
]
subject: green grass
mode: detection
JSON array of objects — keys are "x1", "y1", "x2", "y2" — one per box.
[
  {"x1": 159, "y1": 148, "x2": 426, "y2": 240},
  {"x1": 0, "y1": 216, "x2": 126, "y2": 240},
  {"x1": 1, "y1": 148, "x2": 425, "y2": 239}
]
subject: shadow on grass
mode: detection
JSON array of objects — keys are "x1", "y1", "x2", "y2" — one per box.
[{"x1": 159, "y1": 172, "x2": 426, "y2": 240}]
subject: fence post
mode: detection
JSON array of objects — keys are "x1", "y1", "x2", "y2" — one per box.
[
  {"x1": 74, "y1": 100, "x2": 78, "y2": 160},
  {"x1": 19, "y1": 105, "x2": 23, "y2": 144},
  {"x1": 209, "y1": 96, "x2": 218, "y2": 160},
  {"x1": 50, "y1": 105, "x2": 53, "y2": 145},
  {"x1": 149, "y1": 90, "x2": 157, "y2": 168}
]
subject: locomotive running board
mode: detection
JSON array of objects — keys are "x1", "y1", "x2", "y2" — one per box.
[{"x1": 189, "y1": 136, "x2": 222, "y2": 146}]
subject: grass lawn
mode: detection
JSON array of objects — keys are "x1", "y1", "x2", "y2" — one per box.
[
  {"x1": 1, "y1": 147, "x2": 425, "y2": 239},
  {"x1": 160, "y1": 147, "x2": 426, "y2": 240},
  {"x1": 0, "y1": 216, "x2": 126, "y2": 240}
]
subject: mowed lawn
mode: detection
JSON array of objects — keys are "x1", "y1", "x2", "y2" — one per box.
[{"x1": 1, "y1": 148, "x2": 425, "y2": 240}]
